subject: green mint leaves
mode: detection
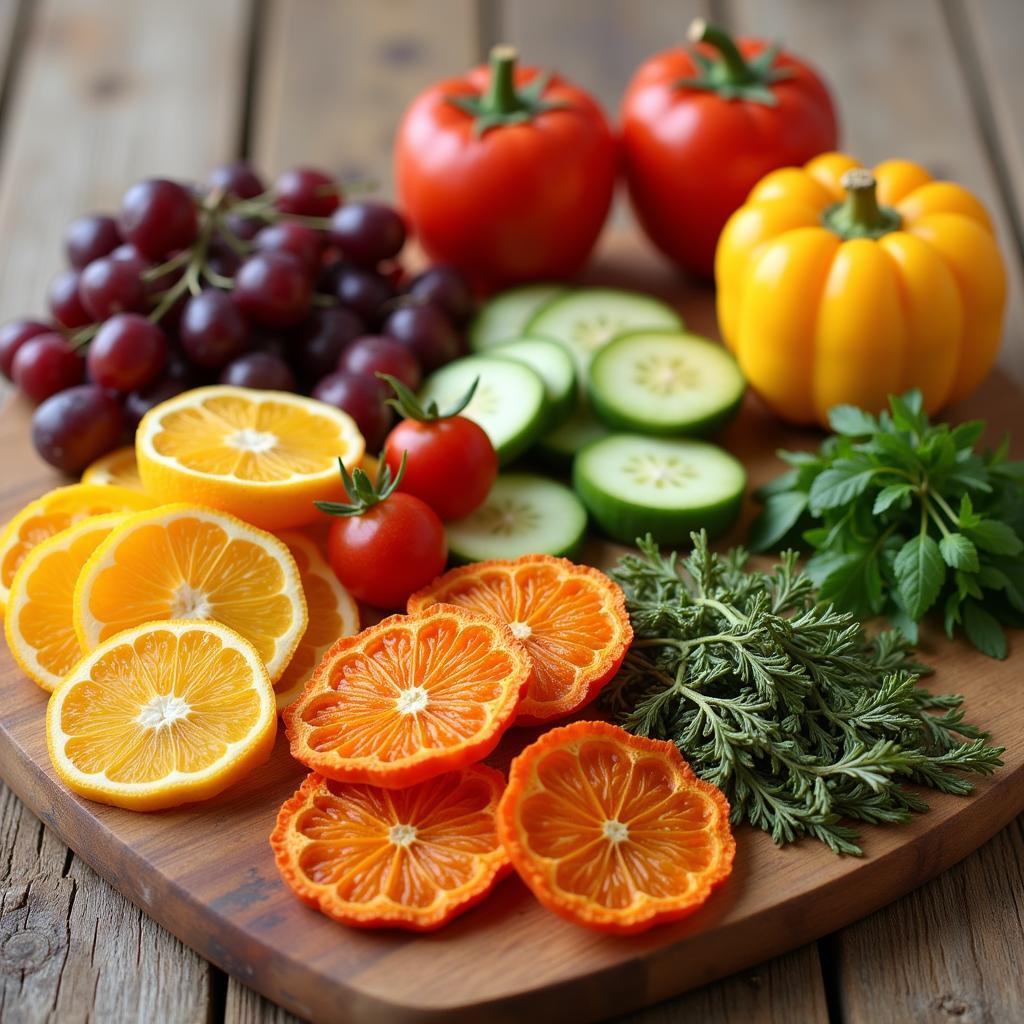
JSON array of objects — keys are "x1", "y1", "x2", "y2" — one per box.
[{"x1": 749, "y1": 391, "x2": 1024, "y2": 658}]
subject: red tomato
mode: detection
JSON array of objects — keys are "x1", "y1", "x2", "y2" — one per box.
[
  {"x1": 385, "y1": 415, "x2": 497, "y2": 521},
  {"x1": 326, "y1": 493, "x2": 447, "y2": 609},
  {"x1": 621, "y1": 20, "x2": 838, "y2": 279},
  {"x1": 395, "y1": 46, "x2": 616, "y2": 292}
]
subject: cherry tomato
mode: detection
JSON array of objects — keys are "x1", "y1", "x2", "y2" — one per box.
[{"x1": 620, "y1": 19, "x2": 838, "y2": 279}]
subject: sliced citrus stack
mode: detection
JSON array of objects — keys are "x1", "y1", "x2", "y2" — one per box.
[
  {"x1": 5, "y1": 513, "x2": 128, "y2": 692},
  {"x1": 271, "y1": 765, "x2": 510, "y2": 930},
  {"x1": 0, "y1": 483, "x2": 154, "y2": 610},
  {"x1": 285, "y1": 605, "x2": 529, "y2": 787},
  {"x1": 74, "y1": 504, "x2": 306, "y2": 682},
  {"x1": 408, "y1": 555, "x2": 632, "y2": 723},
  {"x1": 497, "y1": 721, "x2": 735, "y2": 935},
  {"x1": 274, "y1": 531, "x2": 359, "y2": 712},
  {"x1": 136, "y1": 385, "x2": 365, "y2": 530},
  {"x1": 47, "y1": 620, "x2": 276, "y2": 811},
  {"x1": 81, "y1": 446, "x2": 143, "y2": 489}
]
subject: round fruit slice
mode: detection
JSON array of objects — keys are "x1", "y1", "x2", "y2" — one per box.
[
  {"x1": 408, "y1": 555, "x2": 631, "y2": 724},
  {"x1": 271, "y1": 765, "x2": 510, "y2": 931},
  {"x1": 468, "y1": 283, "x2": 567, "y2": 350},
  {"x1": 136, "y1": 385, "x2": 365, "y2": 530},
  {"x1": 273, "y1": 531, "x2": 359, "y2": 712},
  {"x1": 47, "y1": 620, "x2": 277, "y2": 811},
  {"x1": 573, "y1": 434, "x2": 746, "y2": 544},
  {"x1": 5, "y1": 513, "x2": 128, "y2": 692},
  {"x1": 589, "y1": 331, "x2": 745, "y2": 436},
  {"x1": 490, "y1": 336, "x2": 577, "y2": 428},
  {"x1": 445, "y1": 474, "x2": 587, "y2": 563},
  {"x1": 0, "y1": 483, "x2": 154, "y2": 610},
  {"x1": 81, "y1": 446, "x2": 143, "y2": 489},
  {"x1": 74, "y1": 504, "x2": 307, "y2": 683},
  {"x1": 497, "y1": 721, "x2": 735, "y2": 935},
  {"x1": 535, "y1": 404, "x2": 608, "y2": 468},
  {"x1": 285, "y1": 605, "x2": 529, "y2": 787}
]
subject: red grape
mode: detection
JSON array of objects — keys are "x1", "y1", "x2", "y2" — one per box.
[
  {"x1": 123, "y1": 376, "x2": 188, "y2": 429},
  {"x1": 338, "y1": 335, "x2": 421, "y2": 391},
  {"x1": 180, "y1": 290, "x2": 249, "y2": 368},
  {"x1": 330, "y1": 201, "x2": 405, "y2": 266},
  {"x1": 274, "y1": 167, "x2": 340, "y2": 217},
  {"x1": 0, "y1": 319, "x2": 51, "y2": 379},
  {"x1": 32, "y1": 384, "x2": 123, "y2": 473},
  {"x1": 406, "y1": 266, "x2": 475, "y2": 324},
  {"x1": 12, "y1": 333, "x2": 83, "y2": 402},
  {"x1": 79, "y1": 257, "x2": 146, "y2": 320},
  {"x1": 65, "y1": 214, "x2": 121, "y2": 270},
  {"x1": 87, "y1": 313, "x2": 167, "y2": 392},
  {"x1": 298, "y1": 307, "x2": 364, "y2": 380},
  {"x1": 208, "y1": 161, "x2": 264, "y2": 200},
  {"x1": 119, "y1": 178, "x2": 198, "y2": 258},
  {"x1": 383, "y1": 304, "x2": 460, "y2": 370},
  {"x1": 312, "y1": 372, "x2": 392, "y2": 450},
  {"x1": 233, "y1": 252, "x2": 311, "y2": 329},
  {"x1": 206, "y1": 240, "x2": 242, "y2": 279},
  {"x1": 329, "y1": 265, "x2": 395, "y2": 324},
  {"x1": 223, "y1": 213, "x2": 262, "y2": 242},
  {"x1": 48, "y1": 269, "x2": 91, "y2": 329},
  {"x1": 254, "y1": 221, "x2": 324, "y2": 276},
  {"x1": 220, "y1": 351, "x2": 296, "y2": 391}
]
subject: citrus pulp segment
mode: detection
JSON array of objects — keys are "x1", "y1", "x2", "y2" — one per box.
[
  {"x1": 47, "y1": 620, "x2": 277, "y2": 811},
  {"x1": 408, "y1": 555, "x2": 632, "y2": 724},
  {"x1": 497, "y1": 721, "x2": 735, "y2": 934},
  {"x1": 81, "y1": 446, "x2": 143, "y2": 489},
  {"x1": 271, "y1": 765, "x2": 510, "y2": 931},
  {"x1": 284, "y1": 606, "x2": 530, "y2": 787},
  {"x1": 136, "y1": 386, "x2": 365, "y2": 530},
  {"x1": 73, "y1": 503, "x2": 307, "y2": 682},
  {"x1": 5, "y1": 513, "x2": 128, "y2": 692}
]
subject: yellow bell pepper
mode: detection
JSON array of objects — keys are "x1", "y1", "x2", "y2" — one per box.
[{"x1": 715, "y1": 152, "x2": 1006, "y2": 426}]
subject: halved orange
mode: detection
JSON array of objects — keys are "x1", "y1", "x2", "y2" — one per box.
[
  {"x1": 136, "y1": 385, "x2": 365, "y2": 530},
  {"x1": 285, "y1": 606, "x2": 529, "y2": 788},
  {"x1": 47, "y1": 620, "x2": 276, "y2": 811},
  {"x1": 0, "y1": 483, "x2": 154, "y2": 610},
  {"x1": 408, "y1": 555, "x2": 632, "y2": 724},
  {"x1": 274, "y1": 531, "x2": 359, "y2": 712},
  {"x1": 81, "y1": 446, "x2": 143, "y2": 489},
  {"x1": 271, "y1": 765, "x2": 510, "y2": 931},
  {"x1": 74, "y1": 504, "x2": 307, "y2": 682},
  {"x1": 497, "y1": 721, "x2": 735, "y2": 935},
  {"x1": 5, "y1": 512, "x2": 128, "y2": 692}
]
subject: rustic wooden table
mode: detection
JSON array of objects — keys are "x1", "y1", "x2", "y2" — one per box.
[{"x1": 0, "y1": 1, "x2": 1021, "y2": 1021}]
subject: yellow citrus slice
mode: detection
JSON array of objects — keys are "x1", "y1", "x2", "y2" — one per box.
[
  {"x1": 274, "y1": 531, "x2": 359, "y2": 712},
  {"x1": 81, "y1": 446, "x2": 143, "y2": 489},
  {"x1": 0, "y1": 483, "x2": 154, "y2": 611},
  {"x1": 5, "y1": 513, "x2": 128, "y2": 692},
  {"x1": 74, "y1": 503, "x2": 307, "y2": 682},
  {"x1": 136, "y1": 385, "x2": 365, "y2": 530},
  {"x1": 47, "y1": 620, "x2": 276, "y2": 811}
]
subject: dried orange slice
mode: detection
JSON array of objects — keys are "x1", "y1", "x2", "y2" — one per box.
[
  {"x1": 81, "y1": 446, "x2": 143, "y2": 489},
  {"x1": 273, "y1": 531, "x2": 359, "y2": 712},
  {"x1": 271, "y1": 765, "x2": 510, "y2": 931},
  {"x1": 136, "y1": 385, "x2": 364, "y2": 530},
  {"x1": 497, "y1": 721, "x2": 735, "y2": 935},
  {"x1": 47, "y1": 620, "x2": 276, "y2": 811},
  {"x1": 285, "y1": 606, "x2": 529, "y2": 788},
  {"x1": 0, "y1": 483, "x2": 154, "y2": 610},
  {"x1": 408, "y1": 555, "x2": 632, "y2": 724},
  {"x1": 5, "y1": 513, "x2": 128, "y2": 692},
  {"x1": 74, "y1": 504, "x2": 306, "y2": 682}
]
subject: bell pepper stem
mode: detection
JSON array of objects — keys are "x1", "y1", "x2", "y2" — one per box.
[
  {"x1": 482, "y1": 45, "x2": 524, "y2": 115},
  {"x1": 824, "y1": 169, "x2": 903, "y2": 239},
  {"x1": 687, "y1": 18, "x2": 753, "y2": 85}
]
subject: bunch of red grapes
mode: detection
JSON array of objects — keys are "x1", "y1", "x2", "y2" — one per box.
[{"x1": 0, "y1": 162, "x2": 473, "y2": 472}]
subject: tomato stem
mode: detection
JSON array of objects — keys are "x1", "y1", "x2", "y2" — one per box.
[
  {"x1": 687, "y1": 18, "x2": 753, "y2": 85},
  {"x1": 823, "y1": 169, "x2": 902, "y2": 240},
  {"x1": 483, "y1": 45, "x2": 525, "y2": 116}
]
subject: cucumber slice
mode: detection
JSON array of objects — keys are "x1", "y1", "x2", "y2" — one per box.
[
  {"x1": 419, "y1": 355, "x2": 546, "y2": 465},
  {"x1": 525, "y1": 287, "x2": 683, "y2": 378},
  {"x1": 446, "y1": 473, "x2": 588, "y2": 562},
  {"x1": 573, "y1": 434, "x2": 746, "y2": 544},
  {"x1": 469, "y1": 284, "x2": 567, "y2": 350},
  {"x1": 491, "y1": 336, "x2": 576, "y2": 429},
  {"x1": 535, "y1": 403, "x2": 608, "y2": 468},
  {"x1": 589, "y1": 330, "x2": 745, "y2": 436}
]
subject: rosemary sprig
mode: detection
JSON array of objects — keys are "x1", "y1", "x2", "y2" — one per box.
[{"x1": 603, "y1": 532, "x2": 1004, "y2": 856}]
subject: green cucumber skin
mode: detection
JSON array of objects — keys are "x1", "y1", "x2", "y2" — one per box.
[
  {"x1": 490, "y1": 337, "x2": 577, "y2": 432},
  {"x1": 589, "y1": 386, "x2": 745, "y2": 438},
  {"x1": 447, "y1": 525, "x2": 586, "y2": 565},
  {"x1": 534, "y1": 411, "x2": 608, "y2": 469},
  {"x1": 468, "y1": 284, "x2": 568, "y2": 350}
]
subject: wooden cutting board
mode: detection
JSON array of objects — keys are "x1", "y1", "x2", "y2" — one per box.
[{"x1": 1, "y1": 253, "x2": 1022, "y2": 1022}]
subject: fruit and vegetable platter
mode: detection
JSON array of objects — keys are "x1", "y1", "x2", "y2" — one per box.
[{"x1": 0, "y1": 22, "x2": 1021, "y2": 1024}]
